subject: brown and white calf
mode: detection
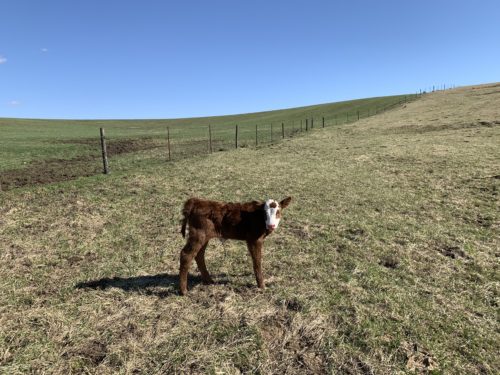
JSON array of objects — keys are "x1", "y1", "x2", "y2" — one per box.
[{"x1": 178, "y1": 196, "x2": 292, "y2": 295}]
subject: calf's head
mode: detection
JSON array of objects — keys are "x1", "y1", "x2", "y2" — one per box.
[{"x1": 264, "y1": 197, "x2": 292, "y2": 233}]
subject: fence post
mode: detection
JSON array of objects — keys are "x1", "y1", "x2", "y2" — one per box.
[
  {"x1": 167, "y1": 127, "x2": 171, "y2": 161},
  {"x1": 282, "y1": 122, "x2": 285, "y2": 139},
  {"x1": 357, "y1": 111, "x2": 360, "y2": 120},
  {"x1": 311, "y1": 117, "x2": 314, "y2": 129},
  {"x1": 100, "y1": 128, "x2": 109, "y2": 174},
  {"x1": 322, "y1": 117, "x2": 325, "y2": 128},
  {"x1": 208, "y1": 124, "x2": 212, "y2": 153},
  {"x1": 255, "y1": 124, "x2": 258, "y2": 146},
  {"x1": 235, "y1": 125, "x2": 238, "y2": 149},
  {"x1": 305, "y1": 119, "x2": 308, "y2": 131}
]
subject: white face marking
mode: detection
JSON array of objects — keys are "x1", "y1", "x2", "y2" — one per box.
[{"x1": 264, "y1": 199, "x2": 281, "y2": 230}]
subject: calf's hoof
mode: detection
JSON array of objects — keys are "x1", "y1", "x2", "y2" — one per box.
[{"x1": 202, "y1": 277, "x2": 215, "y2": 285}]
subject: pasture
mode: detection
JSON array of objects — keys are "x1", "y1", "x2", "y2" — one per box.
[
  {"x1": 0, "y1": 94, "x2": 411, "y2": 190},
  {"x1": 0, "y1": 84, "x2": 499, "y2": 374}
]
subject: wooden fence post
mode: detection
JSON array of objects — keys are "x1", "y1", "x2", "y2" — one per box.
[
  {"x1": 322, "y1": 117, "x2": 325, "y2": 128},
  {"x1": 306, "y1": 119, "x2": 308, "y2": 131},
  {"x1": 208, "y1": 124, "x2": 212, "y2": 153},
  {"x1": 100, "y1": 128, "x2": 109, "y2": 174},
  {"x1": 282, "y1": 122, "x2": 285, "y2": 139},
  {"x1": 167, "y1": 127, "x2": 171, "y2": 161},
  {"x1": 235, "y1": 125, "x2": 238, "y2": 149},
  {"x1": 311, "y1": 118, "x2": 314, "y2": 129},
  {"x1": 255, "y1": 124, "x2": 258, "y2": 146}
]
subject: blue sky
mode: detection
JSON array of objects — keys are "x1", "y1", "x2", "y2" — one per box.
[{"x1": 1, "y1": 1, "x2": 499, "y2": 119}]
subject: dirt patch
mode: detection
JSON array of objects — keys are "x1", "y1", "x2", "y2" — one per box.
[
  {"x1": 0, "y1": 156, "x2": 100, "y2": 190},
  {"x1": 62, "y1": 339, "x2": 108, "y2": 366},
  {"x1": 400, "y1": 341, "x2": 438, "y2": 374},
  {"x1": 474, "y1": 89, "x2": 500, "y2": 96},
  {"x1": 341, "y1": 228, "x2": 366, "y2": 241},
  {"x1": 387, "y1": 121, "x2": 499, "y2": 135},
  {"x1": 379, "y1": 255, "x2": 399, "y2": 269},
  {"x1": 340, "y1": 357, "x2": 374, "y2": 375},
  {"x1": 0, "y1": 138, "x2": 163, "y2": 190},
  {"x1": 437, "y1": 244, "x2": 471, "y2": 260},
  {"x1": 59, "y1": 137, "x2": 163, "y2": 156},
  {"x1": 259, "y1": 311, "x2": 328, "y2": 374},
  {"x1": 276, "y1": 297, "x2": 305, "y2": 312}
]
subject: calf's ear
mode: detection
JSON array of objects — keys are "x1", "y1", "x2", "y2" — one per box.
[{"x1": 280, "y1": 196, "x2": 292, "y2": 209}]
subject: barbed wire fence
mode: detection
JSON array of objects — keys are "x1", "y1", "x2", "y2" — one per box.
[
  {"x1": 99, "y1": 94, "x2": 423, "y2": 174},
  {"x1": 0, "y1": 86, "x2": 461, "y2": 190}
]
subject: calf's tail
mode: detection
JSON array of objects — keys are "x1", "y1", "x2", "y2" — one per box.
[
  {"x1": 180, "y1": 215, "x2": 188, "y2": 238},
  {"x1": 180, "y1": 199, "x2": 195, "y2": 238}
]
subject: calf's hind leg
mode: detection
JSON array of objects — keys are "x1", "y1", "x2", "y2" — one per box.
[
  {"x1": 195, "y1": 241, "x2": 214, "y2": 284},
  {"x1": 179, "y1": 234, "x2": 205, "y2": 295}
]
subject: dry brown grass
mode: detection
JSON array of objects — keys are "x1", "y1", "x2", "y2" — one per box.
[{"x1": 1, "y1": 83, "x2": 499, "y2": 374}]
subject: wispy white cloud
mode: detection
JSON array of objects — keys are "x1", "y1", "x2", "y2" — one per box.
[
  {"x1": 8, "y1": 100, "x2": 21, "y2": 107},
  {"x1": 0, "y1": 55, "x2": 6, "y2": 64}
]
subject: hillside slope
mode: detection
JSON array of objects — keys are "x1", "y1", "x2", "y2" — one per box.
[
  {"x1": 0, "y1": 84, "x2": 499, "y2": 374},
  {"x1": 0, "y1": 94, "x2": 411, "y2": 174}
]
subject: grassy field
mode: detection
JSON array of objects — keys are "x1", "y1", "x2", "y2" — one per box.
[
  {"x1": 0, "y1": 94, "x2": 412, "y2": 190},
  {"x1": 0, "y1": 84, "x2": 499, "y2": 374}
]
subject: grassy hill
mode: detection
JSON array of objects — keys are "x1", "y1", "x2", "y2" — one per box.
[
  {"x1": 0, "y1": 84, "x2": 499, "y2": 374},
  {"x1": 0, "y1": 94, "x2": 412, "y2": 174}
]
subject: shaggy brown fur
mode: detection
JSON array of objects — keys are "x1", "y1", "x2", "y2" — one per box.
[{"x1": 179, "y1": 197, "x2": 292, "y2": 295}]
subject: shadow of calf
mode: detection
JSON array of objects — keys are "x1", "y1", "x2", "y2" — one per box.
[{"x1": 75, "y1": 273, "x2": 229, "y2": 297}]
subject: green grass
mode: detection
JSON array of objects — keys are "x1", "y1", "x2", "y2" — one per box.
[
  {"x1": 0, "y1": 84, "x2": 499, "y2": 374},
  {"x1": 0, "y1": 94, "x2": 413, "y2": 171}
]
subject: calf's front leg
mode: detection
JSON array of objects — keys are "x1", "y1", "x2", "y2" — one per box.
[{"x1": 247, "y1": 239, "x2": 265, "y2": 289}]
